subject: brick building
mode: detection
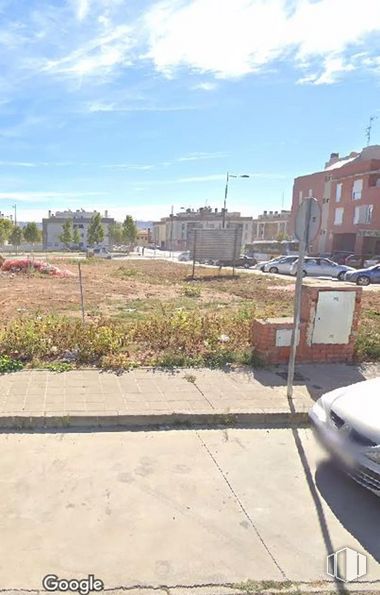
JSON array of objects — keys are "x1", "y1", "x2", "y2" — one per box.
[{"x1": 291, "y1": 146, "x2": 380, "y2": 256}]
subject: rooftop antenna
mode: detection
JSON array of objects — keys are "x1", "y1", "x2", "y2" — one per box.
[{"x1": 366, "y1": 115, "x2": 378, "y2": 146}]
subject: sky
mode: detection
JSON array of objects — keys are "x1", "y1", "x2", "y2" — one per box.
[{"x1": 0, "y1": 0, "x2": 380, "y2": 223}]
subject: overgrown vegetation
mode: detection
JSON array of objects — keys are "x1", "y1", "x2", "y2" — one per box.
[
  {"x1": 0, "y1": 259, "x2": 379, "y2": 369},
  {"x1": 0, "y1": 355, "x2": 24, "y2": 374}
]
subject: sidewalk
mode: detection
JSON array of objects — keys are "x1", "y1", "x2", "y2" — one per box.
[{"x1": 0, "y1": 363, "x2": 378, "y2": 430}]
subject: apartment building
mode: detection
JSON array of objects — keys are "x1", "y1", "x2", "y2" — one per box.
[
  {"x1": 152, "y1": 206, "x2": 254, "y2": 250},
  {"x1": 252, "y1": 210, "x2": 291, "y2": 240},
  {"x1": 42, "y1": 209, "x2": 115, "y2": 250},
  {"x1": 291, "y1": 146, "x2": 380, "y2": 256}
]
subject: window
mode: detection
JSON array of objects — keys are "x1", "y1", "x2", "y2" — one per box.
[
  {"x1": 336, "y1": 183, "x2": 342, "y2": 202},
  {"x1": 352, "y1": 179, "x2": 363, "y2": 200},
  {"x1": 308, "y1": 188, "x2": 313, "y2": 197},
  {"x1": 298, "y1": 190, "x2": 302, "y2": 205},
  {"x1": 334, "y1": 207, "x2": 344, "y2": 225},
  {"x1": 354, "y1": 205, "x2": 373, "y2": 224}
]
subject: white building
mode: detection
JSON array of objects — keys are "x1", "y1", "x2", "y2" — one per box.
[
  {"x1": 152, "y1": 207, "x2": 254, "y2": 250},
  {"x1": 42, "y1": 209, "x2": 115, "y2": 250}
]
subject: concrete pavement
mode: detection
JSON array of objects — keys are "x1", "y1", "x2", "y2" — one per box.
[
  {"x1": 0, "y1": 363, "x2": 379, "y2": 429},
  {"x1": 0, "y1": 428, "x2": 379, "y2": 592}
]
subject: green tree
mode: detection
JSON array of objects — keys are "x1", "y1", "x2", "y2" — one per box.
[
  {"x1": 109, "y1": 222, "x2": 123, "y2": 246},
  {"x1": 73, "y1": 227, "x2": 81, "y2": 246},
  {"x1": 87, "y1": 212, "x2": 104, "y2": 246},
  {"x1": 9, "y1": 225, "x2": 23, "y2": 248},
  {"x1": 23, "y1": 222, "x2": 42, "y2": 247},
  {"x1": 122, "y1": 215, "x2": 137, "y2": 246},
  {"x1": 59, "y1": 219, "x2": 73, "y2": 249},
  {"x1": 0, "y1": 218, "x2": 13, "y2": 246}
]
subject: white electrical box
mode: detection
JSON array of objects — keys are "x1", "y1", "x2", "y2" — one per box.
[
  {"x1": 312, "y1": 291, "x2": 356, "y2": 344},
  {"x1": 276, "y1": 328, "x2": 299, "y2": 347}
]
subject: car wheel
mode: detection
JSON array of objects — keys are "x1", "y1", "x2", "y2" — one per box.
[
  {"x1": 269, "y1": 266, "x2": 279, "y2": 274},
  {"x1": 337, "y1": 271, "x2": 346, "y2": 281},
  {"x1": 357, "y1": 275, "x2": 370, "y2": 286}
]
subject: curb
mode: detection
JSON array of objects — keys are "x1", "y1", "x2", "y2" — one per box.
[{"x1": 0, "y1": 410, "x2": 310, "y2": 431}]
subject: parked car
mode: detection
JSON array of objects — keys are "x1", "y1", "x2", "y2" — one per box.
[
  {"x1": 344, "y1": 264, "x2": 380, "y2": 285},
  {"x1": 309, "y1": 377, "x2": 380, "y2": 497},
  {"x1": 290, "y1": 257, "x2": 354, "y2": 280},
  {"x1": 344, "y1": 254, "x2": 370, "y2": 269},
  {"x1": 262, "y1": 256, "x2": 298, "y2": 275},
  {"x1": 364, "y1": 255, "x2": 380, "y2": 268},
  {"x1": 178, "y1": 251, "x2": 191, "y2": 262},
  {"x1": 87, "y1": 247, "x2": 112, "y2": 259},
  {"x1": 331, "y1": 251, "x2": 354, "y2": 265},
  {"x1": 216, "y1": 255, "x2": 257, "y2": 268}
]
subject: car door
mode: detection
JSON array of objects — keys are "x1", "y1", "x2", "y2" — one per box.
[
  {"x1": 305, "y1": 258, "x2": 320, "y2": 276},
  {"x1": 372, "y1": 266, "x2": 380, "y2": 283},
  {"x1": 320, "y1": 258, "x2": 336, "y2": 276}
]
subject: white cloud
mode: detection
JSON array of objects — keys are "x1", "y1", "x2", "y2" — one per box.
[
  {"x1": 0, "y1": 191, "x2": 108, "y2": 202},
  {"x1": 101, "y1": 163, "x2": 154, "y2": 170},
  {"x1": 87, "y1": 101, "x2": 199, "y2": 112},
  {"x1": 76, "y1": 0, "x2": 90, "y2": 21},
  {"x1": 144, "y1": 0, "x2": 380, "y2": 83},
  {"x1": 193, "y1": 81, "x2": 218, "y2": 91},
  {"x1": 177, "y1": 151, "x2": 225, "y2": 162}
]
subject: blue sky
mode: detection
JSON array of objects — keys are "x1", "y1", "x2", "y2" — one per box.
[{"x1": 1, "y1": 0, "x2": 380, "y2": 223}]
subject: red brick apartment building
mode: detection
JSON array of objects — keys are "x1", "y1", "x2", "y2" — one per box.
[{"x1": 291, "y1": 145, "x2": 380, "y2": 256}]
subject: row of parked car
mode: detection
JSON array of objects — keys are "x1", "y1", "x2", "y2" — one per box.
[{"x1": 257, "y1": 255, "x2": 380, "y2": 285}]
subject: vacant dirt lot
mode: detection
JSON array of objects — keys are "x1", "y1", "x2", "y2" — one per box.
[
  {"x1": 0, "y1": 257, "x2": 378, "y2": 367},
  {"x1": 0, "y1": 258, "x2": 294, "y2": 320}
]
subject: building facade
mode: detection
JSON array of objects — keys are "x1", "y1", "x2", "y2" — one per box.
[
  {"x1": 42, "y1": 209, "x2": 115, "y2": 250},
  {"x1": 252, "y1": 210, "x2": 291, "y2": 240},
  {"x1": 152, "y1": 207, "x2": 254, "y2": 251},
  {"x1": 291, "y1": 146, "x2": 380, "y2": 256}
]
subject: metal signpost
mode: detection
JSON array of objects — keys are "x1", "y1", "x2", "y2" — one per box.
[{"x1": 287, "y1": 197, "x2": 321, "y2": 398}]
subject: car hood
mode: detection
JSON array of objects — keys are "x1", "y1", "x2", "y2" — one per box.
[
  {"x1": 323, "y1": 378, "x2": 380, "y2": 444},
  {"x1": 347, "y1": 267, "x2": 371, "y2": 274}
]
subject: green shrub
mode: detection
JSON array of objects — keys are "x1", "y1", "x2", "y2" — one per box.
[{"x1": 0, "y1": 355, "x2": 23, "y2": 374}]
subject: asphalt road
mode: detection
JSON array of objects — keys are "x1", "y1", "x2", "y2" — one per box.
[{"x1": 0, "y1": 428, "x2": 379, "y2": 591}]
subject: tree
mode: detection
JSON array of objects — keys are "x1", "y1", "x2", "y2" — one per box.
[
  {"x1": 73, "y1": 227, "x2": 81, "y2": 246},
  {"x1": 87, "y1": 213, "x2": 104, "y2": 246},
  {"x1": 109, "y1": 222, "x2": 123, "y2": 246},
  {"x1": 59, "y1": 219, "x2": 73, "y2": 249},
  {"x1": 0, "y1": 218, "x2": 13, "y2": 246},
  {"x1": 23, "y1": 222, "x2": 42, "y2": 247},
  {"x1": 9, "y1": 226, "x2": 23, "y2": 248},
  {"x1": 122, "y1": 216, "x2": 137, "y2": 246},
  {"x1": 276, "y1": 232, "x2": 289, "y2": 242}
]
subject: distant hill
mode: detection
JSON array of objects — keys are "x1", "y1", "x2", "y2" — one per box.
[{"x1": 136, "y1": 221, "x2": 153, "y2": 229}]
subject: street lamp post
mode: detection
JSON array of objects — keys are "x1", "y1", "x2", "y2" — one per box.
[
  {"x1": 13, "y1": 203, "x2": 18, "y2": 255},
  {"x1": 222, "y1": 172, "x2": 250, "y2": 228}
]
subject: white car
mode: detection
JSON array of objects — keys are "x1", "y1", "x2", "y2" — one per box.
[
  {"x1": 90, "y1": 247, "x2": 112, "y2": 259},
  {"x1": 310, "y1": 378, "x2": 380, "y2": 496},
  {"x1": 178, "y1": 251, "x2": 191, "y2": 262},
  {"x1": 262, "y1": 256, "x2": 298, "y2": 275}
]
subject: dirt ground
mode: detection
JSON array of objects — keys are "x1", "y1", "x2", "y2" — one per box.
[{"x1": 0, "y1": 258, "x2": 290, "y2": 320}]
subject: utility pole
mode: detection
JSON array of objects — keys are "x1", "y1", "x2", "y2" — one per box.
[
  {"x1": 222, "y1": 172, "x2": 229, "y2": 229},
  {"x1": 169, "y1": 205, "x2": 174, "y2": 257},
  {"x1": 366, "y1": 115, "x2": 377, "y2": 146}
]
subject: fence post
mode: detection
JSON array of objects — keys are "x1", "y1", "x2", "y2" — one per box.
[
  {"x1": 78, "y1": 262, "x2": 85, "y2": 323},
  {"x1": 192, "y1": 230, "x2": 197, "y2": 279}
]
